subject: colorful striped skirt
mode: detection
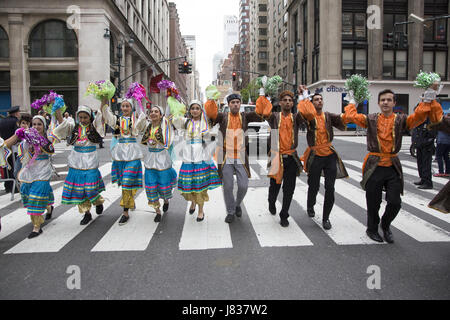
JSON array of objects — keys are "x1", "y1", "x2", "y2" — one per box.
[
  {"x1": 178, "y1": 161, "x2": 222, "y2": 195},
  {"x1": 111, "y1": 159, "x2": 143, "y2": 191},
  {"x1": 144, "y1": 167, "x2": 177, "y2": 203},
  {"x1": 20, "y1": 181, "x2": 55, "y2": 216},
  {"x1": 61, "y1": 168, "x2": 105, "y2": 205}
]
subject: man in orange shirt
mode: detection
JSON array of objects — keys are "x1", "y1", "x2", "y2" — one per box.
[
  {"x1": 342, "y1": 89, "x2": 435, "y2": 243},
  {"x1": 255, "y1": 90, "x2": 304, "y2": 227},
  {"x1": 297, "y1": 86, "x2": 349, "y2": 230}
]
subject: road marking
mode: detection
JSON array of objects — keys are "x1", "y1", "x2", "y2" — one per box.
[
  {"x1": 4, "y1": 163, "x2": 113, "y2": 254},
  {"x1": 340, "y1": 161, "x2": 450, "y2": 242},
  {"x1": 91, "y1": 192, "x2": 159, "y2": 252},
  {"x1": 293, "y1": 180, "x2": 383, "y2": 245},
  {"x1": 244, "y1": 187, "x2": 313, "y2": 247},
  {"x1": 178, "y1": 187, "x2": 232, "y2": 250}
]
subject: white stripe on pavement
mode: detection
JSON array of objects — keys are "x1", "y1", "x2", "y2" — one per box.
[
  {"x1": 178, "y1": 187, "x2": 232, "y2": 250},
  {"x1": 244, "y1": 187, "x2": 313, "y2": 247},
  {"x1": 341, "y1": 161, "x2": 450, "y2": 242},
  {"x1": 293, "y1": 180, "x2": 383, "y2": 245},
  {"x1": 91, "y1": 191, "x2": 159, "y2": 252},
  {"x1": 4, "y1": 163, "x2": 113, "y2": 254}
]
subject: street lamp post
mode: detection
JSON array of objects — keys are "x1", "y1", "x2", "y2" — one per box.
[{"x1": 290, "y1": 41, "x2": 302, "y2": 112}]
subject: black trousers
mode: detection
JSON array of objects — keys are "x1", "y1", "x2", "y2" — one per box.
[
  {"x1": 307, "y1": 153, "x2": 337, "y2": 222},
  {"x1": 365, "y1": 166, "x2": 402, "y2": 233},
  {"x1": 3, "y1": 154, "x2": 15, "y2": 192},
  {"x1": 268, "y1": 156, "x2": 298, "y2": 220},
  {"x1": 416, "y1": 145, "x2": 433, "y2": 185}
]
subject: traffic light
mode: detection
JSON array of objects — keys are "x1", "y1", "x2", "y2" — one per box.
[
  {"x1": 399, "y1": 33, "x2": 408, "y2": 49},
  {"x1": 232, "y1": 72, "x2": 237, "y2": 82},
  {"x1": 178, "y1": 61, "x2": 192, "y2": 74},
  {"x1": 387, "y1": 32, "x2": 395, "y2": 48}
]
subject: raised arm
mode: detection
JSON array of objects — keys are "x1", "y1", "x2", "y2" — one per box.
[
  {"x1": 255, "y1": 96, "x2": 273, "y2": 119},
  {"x1": 296, "y1": 85, "x2": 317, "y2": 121},
  {"x1": 98, "y1": 96, "x2": 117, "y2": 129},
  {"x1": 342, "y1": 103, "x2": 368, "y2": 128},
  {"x1": 405, "y1": 101, "x2": 431, "y2": 130},
  {"x1": 204, "y1": 100, "x2": 223, "y2": 125}
]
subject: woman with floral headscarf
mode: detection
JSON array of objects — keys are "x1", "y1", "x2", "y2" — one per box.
[
  {"x1": 140, "y1": 105, "x2": 177, "y2": 222},
  {"x1": 51, "y1": 105, "x2": 106, "y2": 226},
  {"x1": 3, "y1": 110, "x2": 64, "y2": 238},
  {"x1": 171, "y1": 100, "x2": 221, "y2": 222},
  {"x1": 97, "y1": 97, "x2": 147, "y2": 225}
]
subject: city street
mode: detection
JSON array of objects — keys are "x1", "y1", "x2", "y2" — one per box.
[{"x1": 1, "y1": 133, "x2": 449, "y2": 300}]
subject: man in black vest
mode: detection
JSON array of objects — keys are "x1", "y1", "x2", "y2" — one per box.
[{"x1": 0, "y1": 106, "x2": 20, "y2": 193}]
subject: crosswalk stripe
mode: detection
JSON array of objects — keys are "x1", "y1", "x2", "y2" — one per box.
[
  {"x1": 249, "y1": 166, "x2": 260, "y2": 180},
  {"x1": 293, "y1": 180, "x2": 383, "y2": 245},
  {"x1": 341, "y1": 161, "x2": 450, "y2": 241},
  {"x1": 3, "y1": 163, "x2": 112, "y2": 253},
  {"x1": 256, "y1": 160, "x2": 268, "y2": 176},
  {"x1": 243, "y1": 187, "x2": 313, "y2": 247},
  {"x1": 91, "y1": 192, "x2": 158, "y2": 252},
  {"x1": 178, "y1": 187, "x2": 233, "y2": 250}
]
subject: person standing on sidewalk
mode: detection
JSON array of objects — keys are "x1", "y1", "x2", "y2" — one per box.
[
  {"x1": 205, "y1": 94, "x2": 270, "y2": 224},
  {"x1": 255, "y1": 90, "x2": 304, "y2": 227},
  {"x1": 297, "y1": 85, "x2": 349, "y2": 230},
  {"x1": 434, "y1": 128, "x2": 450, "y2": 178},
  {"x1": 0, "y1": 106, "x2": 20, "y2": 194}
]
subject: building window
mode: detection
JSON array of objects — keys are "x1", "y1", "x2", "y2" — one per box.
[
  {"x1": 29, "y1": 20, "x2": 78, "y2": 58},
  {"x1": 314, "y1": 0, "x2": 320, "y2": 46},
  {"x1": 259, "y1": 4, "x2": 267, "y2": 12},
  {"x1": 259, "y1": 28, "x2": 267, "y2": 36},
  {"x1": 383, "y1": 49, "x2": 407, "y2": 79},
  {"x1": 283, "y1": 48, "x2": 287, "y2": 61},
  {"x1": 0, "y1": 26, "x2": 8, "y2": 58},
  {"x1": 342, "y1": 48, "x2": 367, "y2": 78},
  {"x1": 423, "y1": 50, "x2": 448, "y2": 80},
  {"x1": 424, "y1": 0, "x2": 448, "y2": 43},
  {"x1": 342, "y1": 12, "x2": 366, "y2": 40},
  {"x1": 258, "y1": 51, "x2": 268, "y2": 59},
  {"x1": 383, "y1": 14, "x2": 408, "y2": 41},
  {"x1": 258, "y1": 40, "x2": 268, "y2": 47},
  {"x1": 259, "y1": 16, "x2": 267, "y2": 24},
  {"x1": 301, "y1": 58, "x2": 307, "y2": 85},
  {"x1": 302, "y1": 1, "x2": 307, "y2": 56},
  {"x1": 258, "y1": 63, "x2": 268, "y2": 72}
]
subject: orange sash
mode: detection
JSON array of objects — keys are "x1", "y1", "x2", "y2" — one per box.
[
  {"x1": 362, "y1": 152, "x2": 398, "y2": 173},
  {"x1": 300, "y1": 142, "x2": 332, "y2": 173}
]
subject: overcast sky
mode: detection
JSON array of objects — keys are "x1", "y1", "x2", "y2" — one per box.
[{"x1": 171, "y1": 0, "x2": 239, "y2": 94}]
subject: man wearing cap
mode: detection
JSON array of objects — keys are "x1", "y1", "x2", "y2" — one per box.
[
  {"x1": 255, "y1": 90, "x2": 304, "y2": 227},
  {"x1": 205, "y1": 93, "x2": 271, "y2": 223},
  {"x1": 0, "y1": 106, "x2": 21, "y2": 193},
  {"x1": 297, "y1": 85, "x2": 349, "y2": 231}
]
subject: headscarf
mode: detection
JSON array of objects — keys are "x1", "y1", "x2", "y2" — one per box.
[
  {"x1": 32, "y1": 115, "x2": 47, "y2": 130},
  {"x1": 76, "y1": 105, "x2": 93, "y2": 122},
  {"x1": 187, "y1": 100, "x2": 210, "y2": 135},
  {"x1": 119, "y1": 98, "x2": 135, "y2": 112}
]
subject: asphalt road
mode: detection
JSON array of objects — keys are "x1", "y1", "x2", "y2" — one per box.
[{"x1": 0, "y1": 132, "x2": 449, "y2": 300}]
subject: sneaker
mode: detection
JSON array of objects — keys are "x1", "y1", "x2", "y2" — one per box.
[
  {"x1": 154, "y1": 214, "x2": 162, "y2": 223},
  {"x1": 96, "y1": 204, "x2": 104, "y2": 215},
  {"x1": 118, "y1": 215, "x2": 129, "y2": 226},
  {"x1": 280, "y1": 219, "x2": 289, "y2": 228},
  {"x1": 80, "y1": 213, "x2": 92, "y2": 225},
  {"x1": 225, "y1": 214, "x2": 235, "y2": 224},
  {"x1": 235, "y1": 206, "x2": 242, "y2": 218}
]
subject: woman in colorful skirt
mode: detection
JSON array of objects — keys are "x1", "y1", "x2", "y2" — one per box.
[
  {"x1": 98, "y1": 97, "x2": 147, "y2": 225},
  {"x1": 51, "y1": 105, "x2": 106, "y2": 225},
  {"x1": 3, "y1": 113, "x2": 61, "y2": 238},
  {"x1": 141, "y1": 105, "x2": 177, "y2": 222},
  {"x1": 171, "y1": 100, "x2": 221, "y2": 222}
]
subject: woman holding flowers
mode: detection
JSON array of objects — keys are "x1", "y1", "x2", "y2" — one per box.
[
  {"x1": 171, "y1": 99, "x2": 221, "y2": 222},
  {"x1": 140, "y1": 105, "x2": 177, "y2": 222},
  {"x1": 96, "y1": 84, "x2": 147, "y2": 225},
  {"x1": 3, "y1": 109, "x2": 64, "y2": 238}
]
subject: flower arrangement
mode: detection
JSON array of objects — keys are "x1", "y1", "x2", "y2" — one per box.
[
  {"x1": 205, "y1": 85, "x2": 221, "y2": 100},
  {"x1": 15, "y1": 127, "x2": 50, "y2": 167},
  {"x1": 414, "y1": 71, "x2": 441, "y2": 90},
  {"x1": 344, "y1": 74, "x2": 371, "y2": 105},
  {"x1": 85, "y1": 80, "x2": 116, "y2": 100},
  {"x1": 157, "y1": 80, "x2": 181, "y2": 102},
  {"x1": 256, "y1": 75, "x2": 283, "y2": 97},
  {"x1": 31, "y1": 91, "x2": 66, "y2": 115},
  {"x1": 125, "y1": 82, "x2": 151, "y2": 113}
]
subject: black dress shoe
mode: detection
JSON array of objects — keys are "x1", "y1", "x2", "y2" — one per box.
[
  {"x1": 418, "y1": 184, "x2": 433, "y2": 190},
  {"x1": 154, "y1": 214, "x2": 162, "y2": 223},
  {"x1": 163, "y1": 202, "x2": 169, "y2": 213},
  {"x1": 280, "y1": 219, "x2": 289, "y2": 228},
  {"x1": 413, "y1": 180, "x2": 424, "y2": 186},
  {"x1": 27, "y1": 228, "x2": 43, "y2": 239},
  {"x1": 322, "y1": 220, "x2": 332, "y2": 230},
  {"x1": 196, "y1": 213, "x2": 205, "y2": 222},
  {"x1": 269, "y1": 203, "x2": 276, "y2": 216},
  {"x1": 80, "y1": 213, "x2": 92, "y2": 225},
  {"x1": 307, "y1": 207, "x2": 315, "y2": 218},
  {"x1": 96, "y1": 204, "x2": 104, "y2": 215},
  {"x1": 382, "y1": 228, "x2": 394, "y2": 244},
  {"x1": 225, "y1": 214, "x2": 235, "y2": 224},
  {"x1": 366, "y1": 230, "x2": 384, "y2": 243},
  {"x1": 189, "y1": 207, "x2": 195, "y2": 215},
  {"x1": 45, "y1": 206, "x2": 54, "y2": 220},
  {"x1": 118, "y1": 215, "x2": 129, "y2": 226},
  {"x1": 235, "y1": 206, "x2": 242, "y2": 218}
]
